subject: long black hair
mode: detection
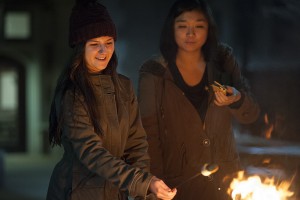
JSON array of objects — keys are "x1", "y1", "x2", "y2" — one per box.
[
  {"x1": 49, "y1": 42, "x2": 119, "y2": 146},
  {"x1": 160, "y1": 0, "x2": 219, "y2": 63}
]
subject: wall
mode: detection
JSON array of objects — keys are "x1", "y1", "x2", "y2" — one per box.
[{"x1": 0, "y1": 0, "x2": 299, "y2": 155}]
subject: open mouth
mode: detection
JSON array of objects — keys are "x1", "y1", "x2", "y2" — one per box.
[{"x1": 96, "y1": 56, "x2": 106, "y2": 61}]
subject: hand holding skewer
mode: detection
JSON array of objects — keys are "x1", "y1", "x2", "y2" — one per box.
[{"x1": 211, "y1": 81, "x2": 241, "y2": 106}]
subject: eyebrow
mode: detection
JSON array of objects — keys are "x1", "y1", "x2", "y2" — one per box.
[
  {"x1": 175, "y1": 19, "x2": 206, "y2": 23},
  {"x1": 88, "y1": 38, "x2": 114, "y2": 42}
]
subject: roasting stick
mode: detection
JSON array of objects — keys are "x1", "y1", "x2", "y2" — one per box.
[{"x1": 173, "y1": 163, "x2": 219, "y2": 188}]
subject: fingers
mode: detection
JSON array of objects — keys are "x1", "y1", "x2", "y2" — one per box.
[
  {"x1": 157, "y1": 186, "x2": 177, "y2": 200},
  {"x1": 214, "y1": 87, "x2": 240, "y2": 106},
  {"x1": 215, "y1": 91, "x2": 227, "y2": 102},
  {"x1": 149, "y1": 177, "x2": 177, "y2": 200}
]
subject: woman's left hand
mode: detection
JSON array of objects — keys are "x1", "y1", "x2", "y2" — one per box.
[{"x1": 214, "y1": 86, "x2": 241, "y2": 106}]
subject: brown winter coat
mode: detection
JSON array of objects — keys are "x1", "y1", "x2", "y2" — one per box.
[
  {"x1": 47, "y1": 74, "x2": 153, "y2": 200},
  {"x1": 138, "y1": 45, "x2": 260, "y2": 200}
]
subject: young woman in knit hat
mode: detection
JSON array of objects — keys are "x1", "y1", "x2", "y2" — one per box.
[{"x1": 46, "y1": 0, "x2": 177, "y2": 199}]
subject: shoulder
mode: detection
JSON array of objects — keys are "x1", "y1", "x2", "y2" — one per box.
[
  {"x1": 63, "y1": 88, "x2": 84, "y2": 104},
  {"x1": 140, "y1": 56, "x2": 166, "y2": 77},
  {"x1": 118, "y1": 73, "x2": 130, "y2": 82},
  {"x1": 60, "y1": 88, "x2": 87, "y2": 114},
  {"x1": 117, "y1": 74, "x2": 135, "y2": 99},
  {"x1": 214, "y1": 43, "x2": 237, "y2": 71},
  {"x1": 216, "y1": 43, "x2": 234, "y2": 59},
  {"x1": 117, "y1": 74, "x2": 132, "y2": 89}
]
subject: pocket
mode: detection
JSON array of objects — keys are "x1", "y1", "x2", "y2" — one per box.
[{"x1": 71, "y1": 172, "x2": 107, "y2": 200}]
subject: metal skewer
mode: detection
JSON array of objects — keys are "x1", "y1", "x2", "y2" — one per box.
[{"x1": 173, "y1": 163, "x2": 219, "y2": 188}]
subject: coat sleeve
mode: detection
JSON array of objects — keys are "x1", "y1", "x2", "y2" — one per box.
[
  {"x1": 138, "y1": 71, "x2": 164, "y2": 179},
  {"x1": 62, "y1": 90, "x2": 153, "y2": 198},
  {"x1": 219, "y1": 44, "x2": 260, "y2": 124},
  {"x1": 122, "y1": 80, "x2": 151, "y2": 172}
]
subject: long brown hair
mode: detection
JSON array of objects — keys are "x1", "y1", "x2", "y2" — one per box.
[{"x1": 49, "y1": 42, "x2": 119, "y2": 146}]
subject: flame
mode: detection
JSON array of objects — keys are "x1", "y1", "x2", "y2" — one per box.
[
  {"x1": 263, "y1": 113, "x2": 274, "y2": 139},
  {"x1": 228, "y1": 171, "x2": 294, "y2": 200}
]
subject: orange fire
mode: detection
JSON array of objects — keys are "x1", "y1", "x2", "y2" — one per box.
[
  {"x1": 228, "y1": 171, "x2": 294, "y2": 200},
  {"x1": 263, "y1": 113, "x2": 273, "y2": 139}
]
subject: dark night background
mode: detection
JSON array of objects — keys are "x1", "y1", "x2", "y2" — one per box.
[{"x1": 0, "y1": 0, "x2": 299, "y2": 199}]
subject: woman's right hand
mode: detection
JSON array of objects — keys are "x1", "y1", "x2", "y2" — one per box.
[{"x1": 149, "y1": 176, "x2": 177, "y2": 200}]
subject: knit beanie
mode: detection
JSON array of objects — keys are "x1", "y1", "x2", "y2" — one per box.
[{"x1": 69, "y1": 0, "x2": 117, "y2": 48}]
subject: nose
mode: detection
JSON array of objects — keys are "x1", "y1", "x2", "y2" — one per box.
[
  {"x1": 187, "y1": 27, "x2": 195, "y2": 36},
  {"x1": 98, "y1": 44, "x2": 107, "y2": 53}
]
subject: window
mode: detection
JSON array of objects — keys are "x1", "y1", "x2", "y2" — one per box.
[{"x1": 3, "y1": 11, "x2": 32, "y2": 40}]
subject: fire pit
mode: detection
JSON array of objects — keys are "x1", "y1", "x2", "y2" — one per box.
[
  {"x1": 232, "y1": 133, "x2": 300, "y2": 200},
  {"x1": 228, "y1": 170, "x2": 294, "y2": 200}
]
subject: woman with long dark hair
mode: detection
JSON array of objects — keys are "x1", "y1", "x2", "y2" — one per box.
[
  {"x1": 138, "y1": 0, "x2": 260, "y2": 199},
  {"x1": 46, "y1": 1, "x2": 177, "y2": 199}
]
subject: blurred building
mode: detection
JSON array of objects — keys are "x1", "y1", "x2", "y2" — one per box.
[
  {"x1": 0, "y1": 0, "x2": 299, "y2": 199},
  {"x1": 0, "y1": 0, "x2": 299, "y2": 154},
  {"x1": 0, "y1": 0, "x2": 73, "y2": 154}
]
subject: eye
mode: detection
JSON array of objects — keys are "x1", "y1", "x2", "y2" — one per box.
[
  {"x1": 89, "y1": 43, "x2": 98, "y2": 46},
  {"x1": 105, "y1": 39, "x2": 114, "y2": 46},
  {"x1": 196, "y1": 25, "x2": 205, "y2": 28},
  {"x1": 175, "y1": 23, "x2": 188, "y2": 29},
  {"x1": 195, "y1": 21, "x2": 208, "y2": 29}
]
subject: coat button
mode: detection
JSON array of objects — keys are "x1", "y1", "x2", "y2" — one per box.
[{"x1": 203, "y1": 139, "x2": 210, "y2": 146}]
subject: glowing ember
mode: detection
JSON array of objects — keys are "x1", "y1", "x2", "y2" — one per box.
[{"x1": 228, "y1": 171, "x2": 294, "y2": 200}]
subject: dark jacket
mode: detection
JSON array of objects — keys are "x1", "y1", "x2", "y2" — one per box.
[
  {"x1": 47, "y1": 74, "x2": 153, "y2": 200},
  {"x1": 138, "y1": 44, "x2": 260, "y2": 200}
]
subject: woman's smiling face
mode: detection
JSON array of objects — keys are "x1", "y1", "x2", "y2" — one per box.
[{"x1": 84, "y1": 36, "x2": 115, "y2": 73}]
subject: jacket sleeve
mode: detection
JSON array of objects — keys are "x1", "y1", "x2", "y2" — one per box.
[
  {"x1": 122, "y1": 81, "x2": 151, "y2": 172},
  {"x1": 62, "y1": 90, "x2": 153, "y2": 198},
  {"x1": 219, "y1": 44, "x2": 260, "y2": 124},
  {"x1": 138, "y1": 71, "x2": 164, "y2": 179}
]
